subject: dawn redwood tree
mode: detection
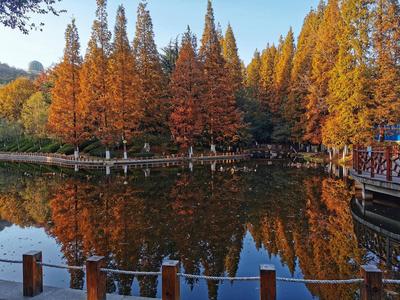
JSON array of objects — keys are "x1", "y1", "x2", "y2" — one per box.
[
  {"x1": 133, "y1": 1, "x2": 166, "y2": 137},
  {"x1": 271, "y1": 28, "x2": 294, "y2": 142},
  {"x1": 246, "y1": 50, "x2": 261, "y2": 98},
  {"x1": 49, "y1": 19, "x2": 84, "y2": 158},
  {"x1": 169, "y1": 28, "x2": 205, "y2": 154},
  {"x1": 373, "y1": 0, "x2": 400, "y2": 125},
  {"x1": 305, "y1": 0, "x2": 341, "y2": 145},
  {"x1": 222, "y1": 24, "x2": 243, "y2": 93},
  {"x1": 200, "y1": 0, "x2": 243, "y2": 151},
  {"x1": 259, "y1": 44, "x2": 277, "y2": 112},
  {"x1": 80, "y1": 0, "x2": 115, "y2": 159},
  {"x1": 324, "y1": 0, "x2": 374, "y2": 150},
  {"x1": 107, "y1": 5, "x2": 141, "y2": 159},
  {"x1": 286, "y1": 5, "x2": 324, "y2": 144}
]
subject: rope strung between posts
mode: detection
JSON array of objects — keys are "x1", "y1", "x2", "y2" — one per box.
[
  {"x1": 383, "y1": 279, "x2": 400, "y2": 285},
  {"x1": 100, "y1": 268, "x2": 161, "y2": 276},
  {"x1": 178, "y1": 273, "x2": 259, "y2": 281},
  {"x1": 0, "y1": 258, "x2": 23, "y2": 264},
  {"x1": 38, "y1": 262, "x2": 85, "y2": 271},
  {"x1": 276, "y1": 277, "x2": 364, "y2": 284}
]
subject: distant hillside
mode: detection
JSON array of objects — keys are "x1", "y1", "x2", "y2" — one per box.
[{"x1": 0, "y1": 62, "x2": 28, "y2": 85}]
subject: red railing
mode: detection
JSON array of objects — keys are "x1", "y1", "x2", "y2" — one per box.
[{"x1": 353, "y1": 145, "x2": 400, "y2": 181}]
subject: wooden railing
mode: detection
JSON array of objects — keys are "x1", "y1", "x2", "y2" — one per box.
[{"x1": 352, "y1": 145, "x2": 400, "y2": 181}]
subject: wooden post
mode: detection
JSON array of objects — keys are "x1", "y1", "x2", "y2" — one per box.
[
  {"x1": 361, "y1": 265, "x2": 383, "y2": 300},
  {"x1": 86, "y1": 256, "x2": 106, "y2": 300},
  {"x1": 370, "y1": 153, "x2": 375, "y2": 178},
  {"x1": 260, "y1": 264, "x2": 276, "y2": 300},
  {"x1": 23, "y1": 251, "x2": 43, "y2": 297},
  {"x1": 162, "y1": 260, "x2": 180, "y2": 300},
  {"x1": 386, "y1": 146, "x2": 392, "y2": 181}
]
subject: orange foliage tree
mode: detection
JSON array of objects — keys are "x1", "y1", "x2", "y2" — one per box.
[
  {"x1": 169, "y1": 28, "x2": 205, "y2": 153},
  {"x1": 80, "y1": 0, "x2": 116, "y2": 158},
  {"x1": 200, "y1": 0, "x2": 243, "y2": 151},
  {"x1": 107, "y1": 5, "x2": 141, "y2": 159},
  {"x1": 49, "y1": 19, "x2": 84, "y2": 158}
]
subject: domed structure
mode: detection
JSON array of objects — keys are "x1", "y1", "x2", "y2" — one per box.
[{"x1": 28, "y1": 61, "x2": 44, "y2": 74}]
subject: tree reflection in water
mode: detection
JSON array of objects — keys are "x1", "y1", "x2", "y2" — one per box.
[{"x1": 0, "y1": 162, "x2": 398, "y2": 300}]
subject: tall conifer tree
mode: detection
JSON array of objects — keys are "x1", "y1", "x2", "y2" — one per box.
[
  {"x1": 305, "y1": 0, "x2": 341, "y2": 145},
  {"x1": 108, "y1": 5, "x2": 141, "y2": 159},
  {"x1": 133, "y1": 1, "x2": 166, "y2": 137},
  {"x1": 169, "y1": 27, "x2": 204, "y2": 153},
  {"x1": 373, "y1": 0, "x2": 400, "y2": 124},
  {"x1": 246, "y1": 50, "x2": 261, "y2": 97},
  {"x1": 324, "y1": 0, "x2": 374, "y2": 149},
  {"x1": 259, "y1": 44, "x2": 277, "y2": 111},
  {"x1": 271, "y1": 28, "x2": 294, "y2": 142},
  {"x1": 80, "y1": 0, "x2": 114, "y2": 158},
  {"x1": 200, "y1": 0, "x2": 243, "y2": 151},
  {"x1": 222, "y1": 24, "x2": 243, "y2": 93},
  {"x1": 287, "y1": 5, "x2": 324, "y2": 143},
  {"x1": 49, "y1": 19, "x2": 83, "y2": 158}
]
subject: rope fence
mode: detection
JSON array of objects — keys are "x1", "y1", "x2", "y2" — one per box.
[
  {"x1": 100, "y1": 268, "x2": 161, "y2": 276},
  {"x1": 0, "y1": 253, "x2": 399, "y2": 300},
  {"x1": 177, "y1": 273, "x2": 259, "y2": 281}
]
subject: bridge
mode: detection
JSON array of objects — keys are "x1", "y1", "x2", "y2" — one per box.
[{"x1": 351, "y1": 145, "x2": 400, "y2": 199}]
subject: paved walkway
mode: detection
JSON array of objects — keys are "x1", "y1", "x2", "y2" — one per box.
[{"x1": 0, "y1": 280, "x2": 159, "y2": 300}]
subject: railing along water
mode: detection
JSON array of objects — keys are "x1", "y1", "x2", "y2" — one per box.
[
  {"x1": 353, "y1": 145, "x2": 400, "y2": 181},
  {"x1": 0, "y1": 251, "x2": 399, "y2": 300}
]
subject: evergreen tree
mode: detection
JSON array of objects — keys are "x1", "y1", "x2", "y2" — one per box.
[
  {"x1": 222, "y1": 24, "x2": 243, "y2": 93},
  {"x1": 133, "y1": 1, "x2": 166, "y2": 137},
  {"x1": 199, "y1": 0, "x2": 243, "y2": 151},
  {"x1": 169, "y1": 28, "x2": 205, "y2": 153},
  {"x1": 305, "y1": 0, "x2": 341, "y2": 145},
  {"x1": 246, "y1": 50, "x2": 261, "y2": 97},
  {"x1": 160, "y1": 38, "x2": 180, "y2": 80},
  {"x1": 287, "y1": 5, "x2": 324, "y2": 143},
  {"x1": 373, "y1": 0, "x2": 400, "y2": 125},
  {"x1": 49, "y1": 19, "x2": 84, "y2": 158},
  {"x1": 79, "y1": 0, "x2": 114, "y2": 158},
  {"x1": 107, "y1": 5, "x2": 141, "y2": 159},
  {"x1": 324, "y1": 0, "x2": 374, "y2": 148}
]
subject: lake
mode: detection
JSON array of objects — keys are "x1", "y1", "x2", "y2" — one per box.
[{"x1": 0, "y1": 161, "x2": 398, "y2": 300}]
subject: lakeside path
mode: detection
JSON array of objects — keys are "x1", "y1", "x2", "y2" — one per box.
[{"x1": 0, "y1": 151, "x2": 250, "y2": 169}]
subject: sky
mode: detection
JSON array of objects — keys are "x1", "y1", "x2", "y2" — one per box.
[{"x1": 0, "y1": 0, "x2": 320, "y2": 70}]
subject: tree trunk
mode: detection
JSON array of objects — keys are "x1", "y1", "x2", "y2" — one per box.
[
  {"x1": 189, "y1": 146, "x2": 193, "y2": 158},
  {"x1": 74, "y1": 146, "x2": 79, "y2": 160},
  {"x1": 123, "y1": 143, "x2": 128, "y2": 160},
  {"x1": 105, "y1": 148, "x2": 110, "y2": 160}
]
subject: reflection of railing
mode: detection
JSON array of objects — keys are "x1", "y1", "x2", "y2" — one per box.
[
  {"x1": 1, "y1": 251, "x2": 399, "y2": 300},
  {"x1": 351, "y1": 198, "x2": 400, "y2": 268},
  {"x1": 0, "y1": 151, "x2": 250, "y2": 169},
  {"x1": 353, "y1": 217, "x2": 400, "y2": 267},
  {"x1": 352, "y1": 145, "x2": 400, "y2": 181}
]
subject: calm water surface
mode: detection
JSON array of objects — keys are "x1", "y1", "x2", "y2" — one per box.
[{"x1": 0, "y1": 161, "x2": 398, "y2": 300}]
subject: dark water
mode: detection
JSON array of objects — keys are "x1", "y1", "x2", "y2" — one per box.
[{"x1": 0, "y1": 161, "x2": 398, "y2": 300}]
